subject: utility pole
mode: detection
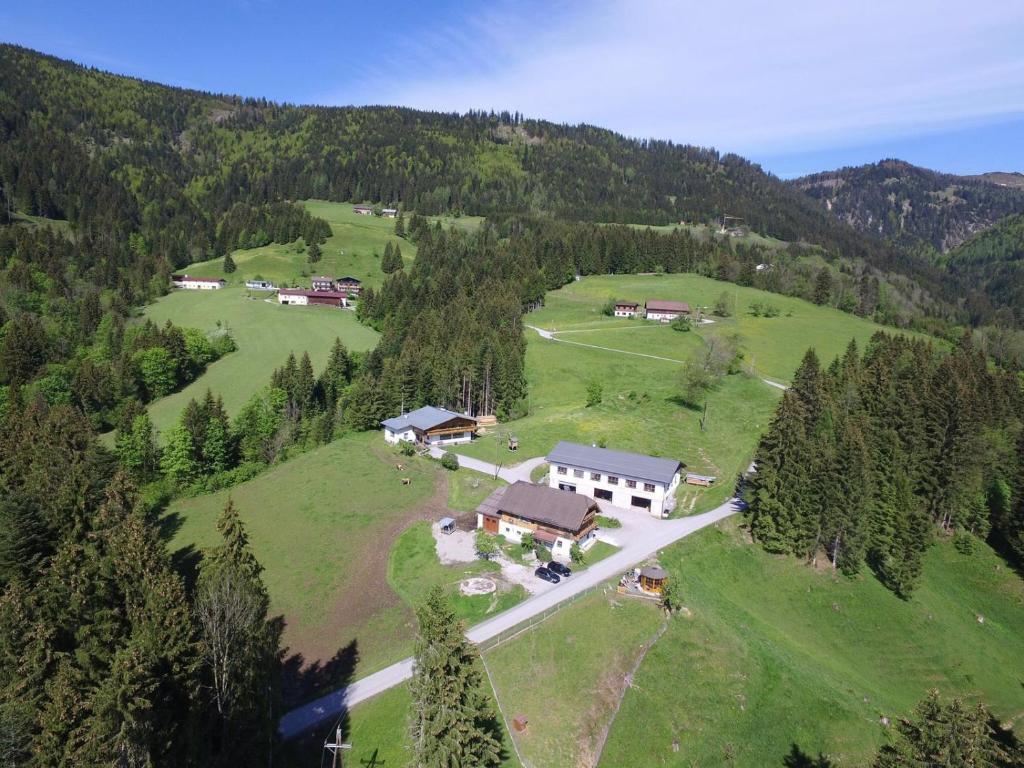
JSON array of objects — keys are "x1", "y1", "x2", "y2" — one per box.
[{"x1": 324, "y1": 726, "x2": 352, "y2": 768}]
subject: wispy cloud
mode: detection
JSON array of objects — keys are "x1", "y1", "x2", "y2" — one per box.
[{"x1": 323, "y1": 0, "x2": 1024, "y2": 155}]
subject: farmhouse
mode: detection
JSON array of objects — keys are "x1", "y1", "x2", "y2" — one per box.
[
  {"x1": 277, "y1": 288, "x2": 349, "y2": 308},
  {"x1": 245, "y1": 279, "x2": 276, "y2": 290},
  {"x1": 336, "y1": 276, "x2": 362, "y2": 295},
  {"x1": 476, "y1": 481, "x2": 598, "y2": 557},
  {"x1": 546, "y1": 441, "x2": 682, "y2": 517},
  {"x1": 381, "y1": 406, "x2": 477, "y2": 446},
  {"x1": 311, "y1": 276, "x2": 336, "y2": 291},
  {"x1": 614, "y1": 301, "x2": 639, "y2": 318},
  {"x1": 171, "y1": 275, "x2": 226, "y2": 290},
  {"x1": 644, "y1": 300, "x2": 691, "y2": 322},
  {"x1": 381, "y1": 208, "x2": 398, "y2": 218},
  {"x1": 353, "y1": 204, "x2": 373, "y2": 216}
]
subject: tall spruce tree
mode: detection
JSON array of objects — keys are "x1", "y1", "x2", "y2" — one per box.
[{"x1": 409, "y1": 586, "x2": 502, "y2": 768}]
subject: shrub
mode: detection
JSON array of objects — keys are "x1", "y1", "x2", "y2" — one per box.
[
  {"x1": 586, "y1": 380, "x2": 603, "y2": 407},
  {"x1": 601, "y1": 297, "x2": 617, "y2": 316},
  {"x1": 400, "y1": 442, "x2": 416, "y2": 457},
  {"x1": 570, "y1": 543, "x2": 584, "y2": 564},
  {"x1": 534, "y1": 543, "x2": 552, "y2": 562},
  {"x1": 440, "y1": 451, "x2": 459, "y2": 471},
  {"x1": 520, "y1": 532, "x2": 534, "y2": 551},
  {"x1": 475, "y1": 530, "x2": 498, "y2": 560},
  {"x1": 596, "y1": 514, "x2": 621, "y2": 529},
  {"x1": 670, "y1": 315, "x2": 693, "y2": 332}
]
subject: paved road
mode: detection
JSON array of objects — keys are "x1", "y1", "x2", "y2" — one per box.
[
  {"x1": 427, "y1": 445, "x2": 546, "y2": 485},
  {"x1": 277, "y1": 496, "x2": 743, "y2": 741}
]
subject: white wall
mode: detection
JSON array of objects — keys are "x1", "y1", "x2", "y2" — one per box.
[
  {"x1": 548, "y1": 463, "x2": 679, "y2": 517},
  {"x1": 383, "y1": 427, "x2": 415, "y2": 444},
  {"x1": 278, "y1": 294, "x2": 308, "y2": 306},
  {"x1": 426, "y1": 431, "x2": 473, "y2": 446},
  {"x1": 645, "y1": 311, "x2": 679, "y2": 322},
  {"x1": 614, "y1": 308, "x2": 637, "y2": 317}
]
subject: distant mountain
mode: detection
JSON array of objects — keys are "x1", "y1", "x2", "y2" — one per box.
[
  {"x1": 966, "y1": 171, "x2": 1024, "y2": 189},
  {"x1": 790, "y1": 159, "x2": 1024, "y2": 252}
]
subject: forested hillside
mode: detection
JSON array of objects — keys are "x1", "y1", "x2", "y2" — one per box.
[
  {"x1": 947, "y1": 212, "x2": 1024, "y2": 326},
  {"x1": 791, "y1": 159, "x2": 1024, "y2": 251}
]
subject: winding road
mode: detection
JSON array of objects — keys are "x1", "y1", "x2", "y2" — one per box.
[{"x1": 278, "y1": 487, "x2": 744, "y2": 741}]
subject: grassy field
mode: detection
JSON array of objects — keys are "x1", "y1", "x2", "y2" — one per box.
[
  {"x1": 181, "y1": 200, "x2": 414, "y2": 288},
  {"x1": 165, "y1": 432, "x2": 442, "y2": 674},
  {"x1": 597, "y1": 520, "x2": 1024, "y2": 767},
  {"x1": 456, "y1": 333, "x2": 780, "y2": 513},
  {"x1": 388, "y1": 522, "x2": 527, "y2": 626},
  {"x1": 484, "y1": 590, "x2": 665, "y2": 768},
  {"x1": 529, "y1": 273, "x2": 918, "y2": 383},
  {"x1": 181, "y1": 200, "x2": 484, "y2": 288},
  {"x1": 448, "y1": 471, "x2": 507, "y2": 513},
  {"x1": 621, "y1": 221, "x2": 792, "y2": 251},
  {"x1": 140, "y1": 286, "x2": 378, "y2": 435}
]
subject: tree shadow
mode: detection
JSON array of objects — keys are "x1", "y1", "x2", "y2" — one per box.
[
  {"x1": 782, "y1": 743, "x2": 834, "y2": 768},
  {"x1": 155, "y1": 507, "x2": 184, "y2": 542},
  {"x1": 666, "y1": 394, "x2": 703, "y2": 412},
  {"x1": 281, "y1": 639, "x2": 360, "y2": 713},
  {"x1": 169, "y1": 543, "x2": 203, "y2": 594}
]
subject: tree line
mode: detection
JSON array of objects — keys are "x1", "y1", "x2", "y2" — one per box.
[{"x1": 746, "y1": 332, "x2": 1024, "y2": 596}]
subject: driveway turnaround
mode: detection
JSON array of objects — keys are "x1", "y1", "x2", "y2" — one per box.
[
  {"x1": 427, "y1": 445, "x2": 546, "y2": 485},
  {"x1": 278, "y1": 496, "x2": 743, "y2": 741}
]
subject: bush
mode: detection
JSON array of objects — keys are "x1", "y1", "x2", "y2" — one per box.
[
  {"x1": 586, "y1": 380, "x2": 603, "y2": 407},
  {"x1": 400, "y1": 442, "x2": 416, "y2": 457},
  {"x1": 671, "y1": 315, "x2": 693, "y2": 332},
  {"x1": 440, "y1": 451, "x2": 459, "y2": 471},
  {"x1": 520, "y1": 532, "x2": 534, "y2": 551},
  {"x1": 570, "y1": 543, "x2": 584, "y2": 564},
  {"x1": 596, "y1": 514, "x2": 621, "y2": 529},
  {"x1": 601, "y1": 297, "x2": 617, "y2": 316},
  {"x1": 475, "y1": 530, "x2": 498, "y2": 560},
  {"x1": 534, "y1": 543, "x2": 552, "y2": 562}
]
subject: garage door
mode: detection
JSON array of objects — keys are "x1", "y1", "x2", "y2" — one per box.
[
  {"x1": 595, "y1": 488, "x2": 613, "y2": 501},
  {"x1": 483, "y1": 516, "x2": 499, "y2": 534},
  {"x1": 631, "y1": 495, "x2": 651, "y2": 510}
]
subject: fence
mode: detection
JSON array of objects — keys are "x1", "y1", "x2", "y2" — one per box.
[{"x1": 476, "y1": 580, "x2": 613, "y2": 654}]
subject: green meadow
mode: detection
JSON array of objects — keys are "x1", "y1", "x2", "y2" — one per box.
[
  {"x1": 597, "y1": 520, "x2": 1024, "y2": 767},
  {"x1": 140, "y1": 285, "x2": 378, "y2": 435},
  {"x1": 165, "y1": 431, "x2": 436, "y2": 674}
]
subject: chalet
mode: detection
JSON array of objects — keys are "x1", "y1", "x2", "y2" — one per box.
[
  {"x1": 336, "y1": 276, "x2": 362, "y2": 295},
  {"x1": 614, "y1": 301, "x2": 639, "y2": 318},
  {"x1": 644, "y1": 300, "x2": 691, "y2": 322},
  {"x1": 311, "y1": 276, "x2": 336, "y2": 292},
  {"x1": 381, "y1": 406, "x2": 477, "y2": 446},
  {"x1": 476, "y1": 481, "x2": 598, "y2": 558},
  {"x1": 171, "y1": 275, "x2": 226, "y2": 290},
  {"x1": 277, "y1": 288, "x2": 349, "y2": 308},
  {"x1": 381, "y1": 208, "x2": 398, "y2": 218},
  {"x1": 245, "y1": 279, "x2": 276, "y2": 290},
  {"x1": 546, "y1": 441, "x2": 682, "y2": 517},
  {"x1": 354, "y1": 204, "x2": 374, "y2": 216}
]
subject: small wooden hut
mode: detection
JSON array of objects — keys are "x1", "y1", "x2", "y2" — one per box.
[{"x1": 638, "y1": 565, "x2": 668, "y2": 594}]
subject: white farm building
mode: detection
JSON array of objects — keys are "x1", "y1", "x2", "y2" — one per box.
[
  {"x1": 546, "y1": 441, "x2": 682, "y2": 517},
  {"x1": 171, "y1": 275, "x2": 226, "y2": 290}
]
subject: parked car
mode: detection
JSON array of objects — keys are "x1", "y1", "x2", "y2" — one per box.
[
  {"x1": 534, "y1": 566, "x2": 561, "y2": 584},
  {"x1": 547, "y1": 561, "x2": 572, "y2": 578}
]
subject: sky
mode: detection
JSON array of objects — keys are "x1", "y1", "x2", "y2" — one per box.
[{"x1": 4, "y1": 0, "x2": 1024, "y2": 177}]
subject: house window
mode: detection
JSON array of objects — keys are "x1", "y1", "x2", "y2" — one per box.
[
  {"x1": 556, "y1": 466, "x2": 567, "y2": 475},
  {"x1": 591, "y1": 472, "x2": 601, "y2": 481},
  {"x1": 556, "y1": 540, "x2": 563, "y2": 548},
  {"x1": 607, "y1": 476, "x2": 619, "y2": 485},
  {"x1": 625, "y1": 479, "x2": 637, "y2": 489},
  {"x1": 644, "y1": 483, "x2": 656, "y2": 492},
  {"x1": 573, "y1": 469, "x2": 583, "y2": 478}
]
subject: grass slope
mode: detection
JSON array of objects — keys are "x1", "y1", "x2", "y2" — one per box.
[
  {"x1": 140, "y1": 285, "x2": 378, "y2": 435},
  {"x1": 165, "y1": 432, "x2": 438, "y2": 673},
  {"x1": 484, "y1": 590, "x2": 664, "y2": 768},
  {"x1": 598, "y1": 520, "x2": 1024, "y2": 767}
]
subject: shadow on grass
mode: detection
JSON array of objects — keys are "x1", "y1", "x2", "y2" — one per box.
[
  {"x1": 782, "y1": 743, "x2": 834, "y2": 767},
  {"x1": 170, "y1": 544, "x2": 203, "y2": 594},
  {"x1": 666, "y1": 394, "x2": 703, "y2": 412}
]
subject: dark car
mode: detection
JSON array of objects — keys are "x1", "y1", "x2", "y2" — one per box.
[
  {"x1": 547, "y1": 561, "x2": 572, "y2": 578},
  {"x1": 534, "y1": 566, "x2": 561, "y2": 584}
]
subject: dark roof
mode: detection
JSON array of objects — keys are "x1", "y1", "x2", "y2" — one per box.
[
  {"x1": 547, "y1": 441, "x2": 681, "y2": 485},
  {"x1": 336, "y1": 276, "x2": 362, "y2": 283},
  {"x1": 380, "y1": 406, "x2": 475, "y2": 432},
  {"x1": 640, "y1": 565, "x2": 667, "y2": 580},
  {"x1": 312, "y1": 275, "x2": 334, "y2": 282},
  {"x1": 615, "y1": 301, "x2": 639, "y2": 307},
  {"x1": 477, "y1": 481, "x2": 595, "y2": 532},
  {"x1": 645, "y1": 300, "x2": 691, "y2": 313},
  {"x1": 171, "y1": 275, "x2": 225, "y2": 283},
  {"x1": 353, "y1": 204, "x2": 373, "y2": 209}
]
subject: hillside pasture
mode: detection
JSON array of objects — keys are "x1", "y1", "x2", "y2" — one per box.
[
  {"x1": 140, "y1": 285, "x2": 378, "y2": 435},
  {"x1": 598, "y1": 520, "x2": 1024, "y2": 767},
  {"x1": 164, "y1": 432, "x2": 441, "y2": 676}
]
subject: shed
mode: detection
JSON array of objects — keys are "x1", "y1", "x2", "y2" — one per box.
[
  {"x1": 639, "y1": 565, "x2": 668, "y2": 594},
  {"x1": 438, "y1": 517, "x2": 456, "y2": 535}
]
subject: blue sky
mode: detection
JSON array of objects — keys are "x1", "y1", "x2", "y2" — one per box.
[{"x1": 4, "y1": 0, "x2": 1023, "y2": 177}]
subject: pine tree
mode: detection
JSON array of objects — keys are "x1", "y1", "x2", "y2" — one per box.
[
  {"x1": 115, "y1": 412, "x2": 161, "y2": 481},
  {"x1": 409, "y1": 586, "x2": 502, "y2": 768},
  {"x1": 0, "y1": 494, "x2": 48, "y2": 585},
  {"x1": 222, "y1": 252, "x2": 236, "y2": 273},
  {"x1": 161, "y1": 423, "x2": 199, "y2": 484},
  {"x1": 307, "y1": 241, "x2": 322, "y2": 264},
  {"x1": 813, "y1": 268, "x2": 832, "y2": 306},
  {"x1": 319, "y1": 337, "x2": 353, "y2": 412},
  {"x1": 873, "y1": 690, "x2": 1022, "y2": 767},
  {"x1": 395, "y1": 210, "x2": 405, "y2": 237}
]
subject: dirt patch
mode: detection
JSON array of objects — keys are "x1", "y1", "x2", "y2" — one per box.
[{"x1": 282, "y1": 468, "x2": 452, "y2": 687}]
